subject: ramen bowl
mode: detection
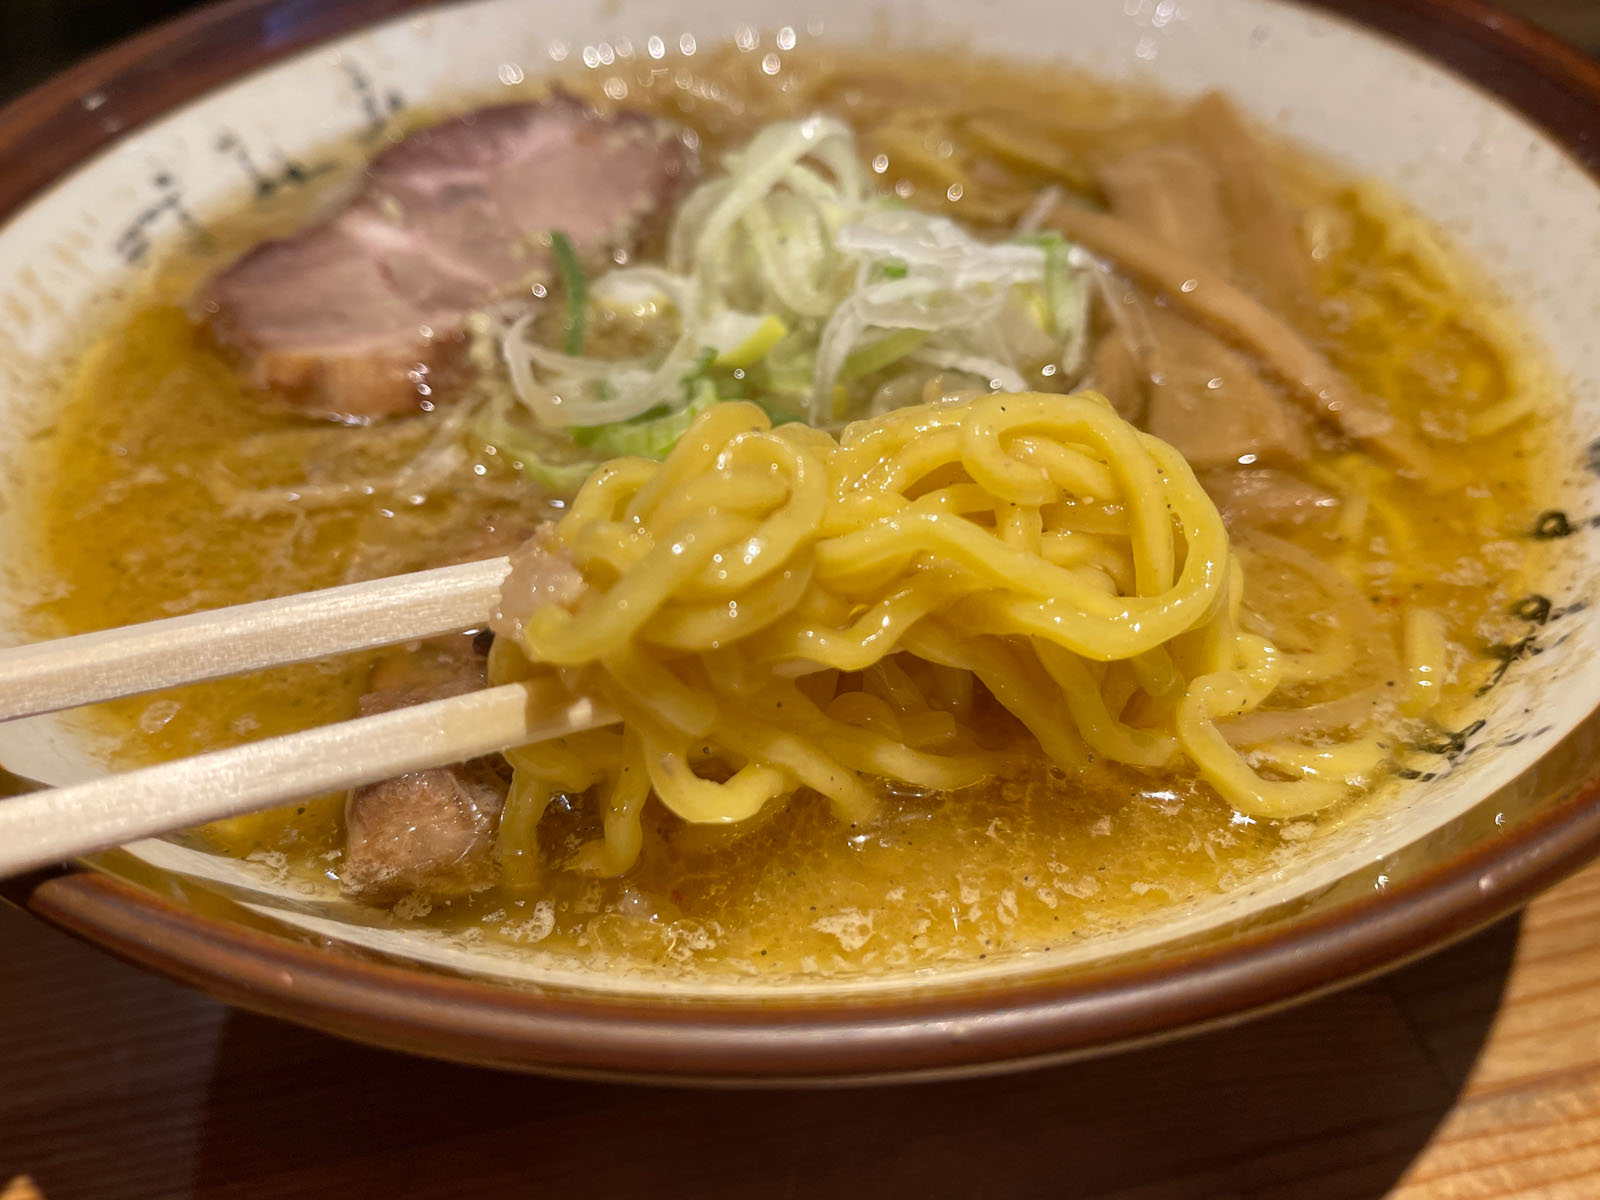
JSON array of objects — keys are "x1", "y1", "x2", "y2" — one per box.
[{"x1": 4, "y1": 0, "x2": 1600, "y2": 1083}]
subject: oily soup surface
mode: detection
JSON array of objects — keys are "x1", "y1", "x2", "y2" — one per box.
[{"x1": 20, "y1": 49, "x2": 1560, "y2": 979}]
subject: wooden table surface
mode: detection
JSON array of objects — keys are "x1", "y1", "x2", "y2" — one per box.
[{"x1": 2, "y1": 856, "x2": 1598, "y2": 1200}]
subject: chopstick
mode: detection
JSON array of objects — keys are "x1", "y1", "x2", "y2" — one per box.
[
  {"x1": 0, "y1": 557, "x2": 512, "y2": 722},
  {"x1": 0, "y1": 678, "x2": 620, "y2": 879},
  {"x1": 0, "y1": 556, "x2": 636, "y2": 878}
]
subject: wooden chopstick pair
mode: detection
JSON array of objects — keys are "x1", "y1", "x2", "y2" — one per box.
[{"x1": 0, "y1": 559, "x2": 619, "y2": 879}]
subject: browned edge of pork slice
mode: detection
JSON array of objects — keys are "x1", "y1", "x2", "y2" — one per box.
[{"x1": 200, "y1": 93, "x2": 697, "y2": 423}]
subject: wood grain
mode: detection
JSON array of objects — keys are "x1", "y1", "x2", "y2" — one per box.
[
  {"x1": 6, "y1": 857, "x2": 1600, "y2": 1198},
  {"x1": 1508, "y1": 0, "x2": 1600, "y2": 49},
  {"x1": 0, "y1": 680, "x2": 615, "y2": 878},
  {"x1": 0, "y1": 557, "x2": 510, "y2": 722}
]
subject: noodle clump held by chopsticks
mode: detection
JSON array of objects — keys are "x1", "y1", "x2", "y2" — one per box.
[{"x1": 489, "y1": 391, "x2": 1381, "y2": 881}]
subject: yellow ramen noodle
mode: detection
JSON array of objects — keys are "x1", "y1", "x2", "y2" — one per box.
[{"x1": 489, "y1": 392, "x2": 1388, "y2": 884}]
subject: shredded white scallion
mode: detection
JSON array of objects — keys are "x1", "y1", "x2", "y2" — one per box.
[{"x1": 492, "y1": 114, "x2": 1093, "y2": 468}]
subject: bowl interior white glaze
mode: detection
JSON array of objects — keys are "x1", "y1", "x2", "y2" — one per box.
[{"x1": 3, "y1": 0, "x2": 1598, "y2": 998}]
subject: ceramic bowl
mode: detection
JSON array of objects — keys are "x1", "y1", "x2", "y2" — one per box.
[{"x1": 6, "y1": 0, "x2": 1600, "y2": 1082}]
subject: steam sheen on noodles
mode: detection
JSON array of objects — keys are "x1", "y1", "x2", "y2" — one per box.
[{"x1": 486, "y1": 391, "x2": 1387, "y2": 882}]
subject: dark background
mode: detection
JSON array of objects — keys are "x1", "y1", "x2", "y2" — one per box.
[
  {"x1": 0, "y1": 0, "x2": 1596, "y2": 105},
  {"x1": 0, "y1": 0, "x2": 199, "y2": 98}
]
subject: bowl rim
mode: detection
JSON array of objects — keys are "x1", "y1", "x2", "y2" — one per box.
[{"x1": 7, "y1": 0, "x2": 1600, "y2": 1082}]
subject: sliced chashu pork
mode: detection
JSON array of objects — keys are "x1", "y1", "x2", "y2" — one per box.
[{"x1": 202, "y1": 94, "x2": 695, "y2": 422}]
